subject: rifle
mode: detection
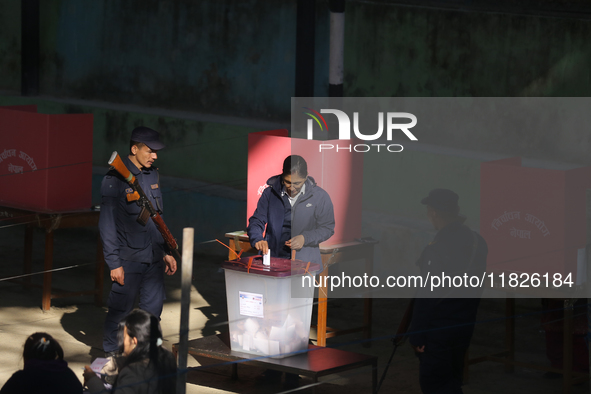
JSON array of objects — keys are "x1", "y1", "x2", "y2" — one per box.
[
  {"x1": 108, "y1": 151, "x2": 182, "y2": 263},
  {"x1": 375, "y1": 299, "x2": 415, "y2": 393},
  {"x1": 394, "y1": 298, "x2": 414, "y2": 346}
]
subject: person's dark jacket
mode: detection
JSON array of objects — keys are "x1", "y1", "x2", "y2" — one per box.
[
  {"x1": 247, "y1": 175, "x2": 335, "y2": 265},
  {"x1": 408, "y1": 221, "x2": 488, "y2": 348},
  {"x1": 0, "y1": 359, "x2": 83, "y2": 394},
  {"x1": 98, "y1": 156, "x2": 167, "y2": 271}
]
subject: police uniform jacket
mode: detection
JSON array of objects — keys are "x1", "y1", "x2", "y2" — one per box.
[
  {"x1": 98, "y1": 156, "x2": 167, "y2": 271},
  {"x1": 247, "y1": 175, "x2": 335, "y2": 266},
  {"x1": 409, "y1": 221, "x2": 487, "y2": 348}
]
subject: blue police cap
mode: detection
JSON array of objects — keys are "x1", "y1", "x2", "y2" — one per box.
[
  {"x1": 421, "y1": 188, "x2": 459, "y2": 213},
  {"x1": 130, "y1": 126, "x2": 165, "y2": 150}
]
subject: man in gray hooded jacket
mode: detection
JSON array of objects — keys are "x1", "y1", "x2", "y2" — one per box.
[{"x1": 247, "y1": 154, "x2": 335, "y2": 266}]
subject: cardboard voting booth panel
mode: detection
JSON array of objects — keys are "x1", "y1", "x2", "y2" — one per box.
[
  {"x1": 247, "y1": 129, "x2": 292, "y2": 223},
  {"x1": 0, "y1": 105, "x2": 93, "y2": 212},
  {"x1": 247, "y1": 130, "x2": 362, "y2": 246},
  {"x1": 480, "y1": 157, "x2": 591, "y2": 283}
]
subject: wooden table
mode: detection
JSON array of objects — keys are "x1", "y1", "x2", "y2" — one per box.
[
  {"x1": 467, "y1": 297, "x2": 587, "y2": 393},
  {"x1": 0, "y1": 205, "x2": 105, "y2": 311},
  {"x1": 172, "y1": 332, "x2": 377, "y2": 393},
  {"x1": 224, "y1": 232, "x2": 377, "y2": 347}
]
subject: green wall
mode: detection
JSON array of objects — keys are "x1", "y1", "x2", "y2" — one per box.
[
  {"x1": 0, "y1": 0, "x2": 21, "y2": 92},
  {"x1": 345, "y1": 3, "x2": 591, "y2": 98}
]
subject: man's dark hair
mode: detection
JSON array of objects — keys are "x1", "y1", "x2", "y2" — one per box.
[
  {"x1": 282, "y1": 155, "x2": 308, "y2": 178},
  {"x1": 129, "y1": 140, "x2": 146, "y2": 153},
  {"x1": 23, "y1": 332, "x2": 64, "y2": 362}
]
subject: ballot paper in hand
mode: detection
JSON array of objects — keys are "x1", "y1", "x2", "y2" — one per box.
[
  {"x1": 90, "y1": 357, "x2": 113, "y2": 390},
  {"x1": 90, "y1": 358, "x2": 109, "y2": 377},
  {"x1": 263, "y1": 250, "x2": 270, "y2": 266}
]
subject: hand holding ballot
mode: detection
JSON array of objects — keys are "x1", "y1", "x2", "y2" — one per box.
[{"x1": 254, "y1": 240, "x2": 269, "y2": 255}]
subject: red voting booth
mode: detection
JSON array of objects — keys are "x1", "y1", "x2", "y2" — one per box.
[
  {"x1": 0, "y1": 105, "x2": 93, "y2": 212},
  {"x1": 480, "y1": 157, "x2": 591, "y2": 282},
  {"x1": 247, "y1": 130, "x2": 363, "y2": 246}
]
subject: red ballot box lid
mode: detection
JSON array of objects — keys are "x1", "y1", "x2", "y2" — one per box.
[{"x1": 222, "y1": 256, "x2": 321, "y2": 277}]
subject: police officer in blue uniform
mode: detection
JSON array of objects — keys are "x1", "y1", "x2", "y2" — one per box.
[
  {"x1": 99, "y1": 127, "x2": 177, "y2": 356},
  {"x1": 409, "y1": 189, "x2": 487, "y2": 394}
]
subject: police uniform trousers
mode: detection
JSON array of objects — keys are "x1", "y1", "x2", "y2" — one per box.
[
  {"x1": 418, "y1": 339, "x2": 467, "y2": 394},
  {"x1": 103, "y1": 259, "x2": 165, "y2": 353}
]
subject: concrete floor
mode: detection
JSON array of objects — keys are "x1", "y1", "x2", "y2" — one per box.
[{"x1": 0, "y1": 224, "x2": 588, "y2": 393}]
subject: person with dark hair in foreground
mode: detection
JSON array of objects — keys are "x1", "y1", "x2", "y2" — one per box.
[
  {"x1": 84, "y1": 309, "x2": 177, "y2": 394},
  {"x1": 0, "y1": 332, "x2": 83, "y2": 394},
  {"x1": 409, "y1": 189, "x2": 487, "y2": 394}
]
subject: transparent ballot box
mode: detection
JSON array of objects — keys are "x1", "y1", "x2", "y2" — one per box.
[{"x1": 222, "y1": 256, "x2": 320, "y2": 359}]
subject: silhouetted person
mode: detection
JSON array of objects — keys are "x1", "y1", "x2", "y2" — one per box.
[
  {"x1": 0, "y1": 332, "x2": 83, "y2": 394},
  {"x1": 409, "y1": 189, "x2": 487, "y2": 394}
]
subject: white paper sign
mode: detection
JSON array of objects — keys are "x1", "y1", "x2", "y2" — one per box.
[{"x1": 239, "y1": 291, "x2": 264, "y2": 318}]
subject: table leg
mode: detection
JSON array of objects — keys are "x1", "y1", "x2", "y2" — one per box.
[
  {"x1": 363, "y1": 298, "x2": 373, "y2": 347},
  {"x1": 42, "y1": 231, "x2": 54, "y2": 311},
  {"x1": 363, "y1": 248, "x2": 374, "y2": 347},
  {"x1": 317, "y1": 264, "x2": 329, "y2": 347},
  {"x1": 463, "y1": 349, "x2": 470, "y2": 383},
  {"x1": 505, "y1": 298, "x2": 515, "y2": 373},
  {"x1": 228, "y1": 239, "x2": 236, "y2": 260},
  {"x1": 563, "y1": 300, "x2": 574, "y2": 394},
  {"x1": 23, "y1": 224, "x2": 33, "y2": 287},
  {"x1": 372, "y1": 360, "x2": 378, "y2": 394},
  {"x1": 95, "y1": 236, "x2": 105, "y2": 306}
]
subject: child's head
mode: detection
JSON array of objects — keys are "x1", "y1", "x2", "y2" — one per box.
[
  {"x1": 23, "y1": 333, "x2": 64, "y2": 362},
  {"x1": 119, "y1": 309, "x2": 163, "y2": 359}
]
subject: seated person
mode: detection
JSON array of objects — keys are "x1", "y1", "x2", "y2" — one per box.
[
  {"x1": 0, "y1": 332, "x2": 83, "y2": 394},
  {"x1": 84, "y1": 309, "x2": 177, "y2": 394}
]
